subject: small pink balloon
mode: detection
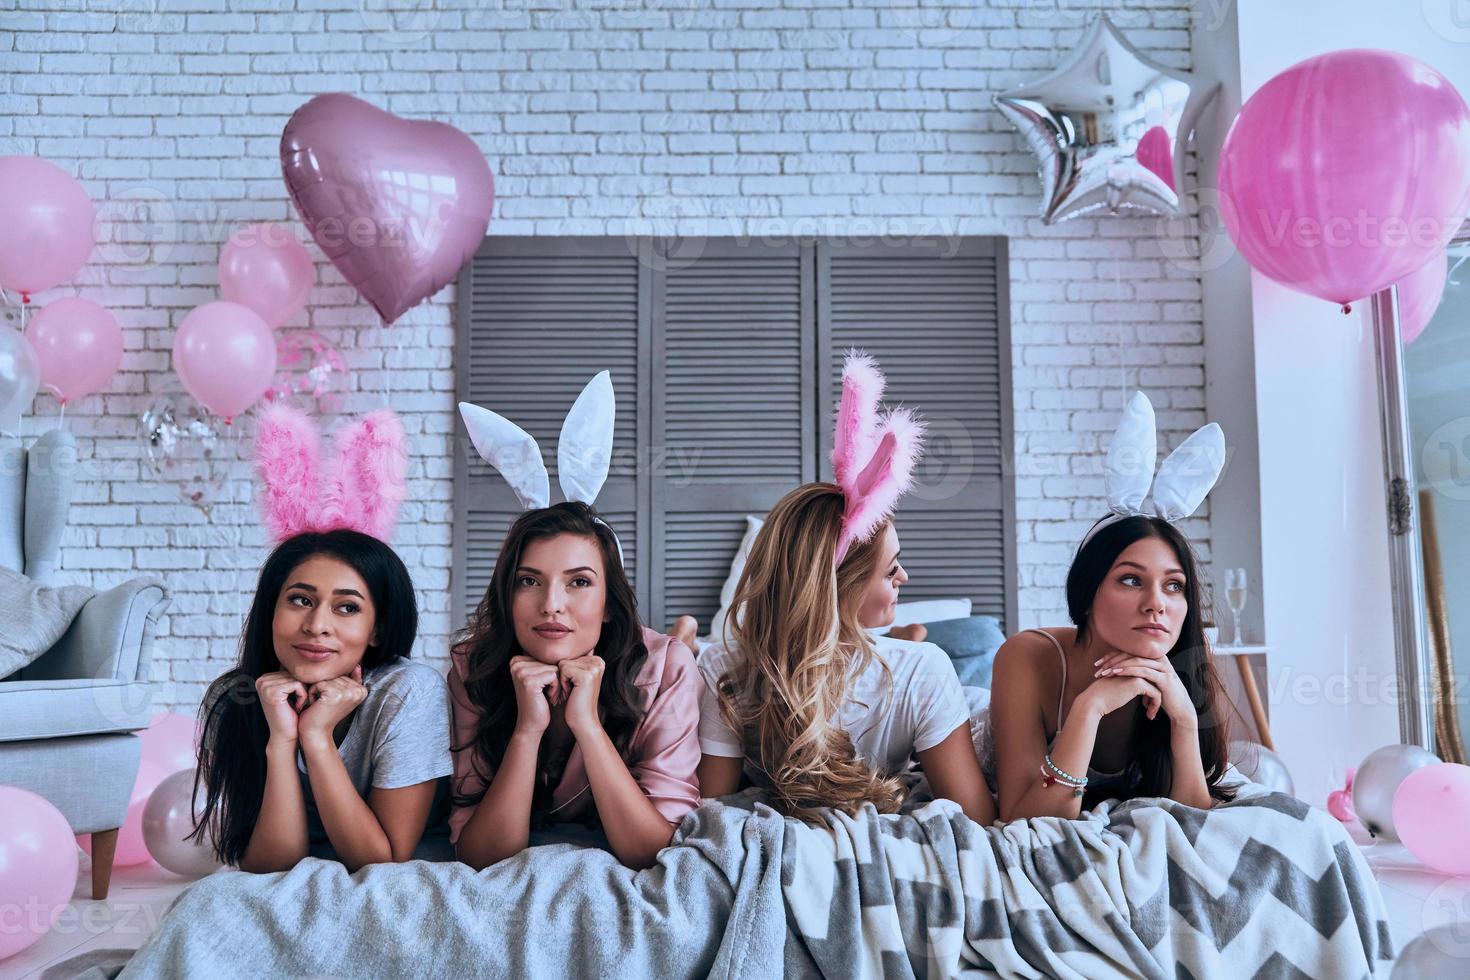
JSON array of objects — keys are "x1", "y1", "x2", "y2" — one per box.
[
  {"x1": 1327, "y1": 789, "x2": 1357, "y2": 823},
  {"x1": 1220, "y1": 50, "x2": 1470, "y2": 311},
  {"x1": 0, "y1": 156, "x2": 96, "y2": 296},
  {"x1": 25, "y1": 296, "x2": 124, "y2": 404},
  {"x1": 218, "y1": 222, "x2": 315, "y2": 329},
  {"x1": 140, "y1": 711, "x2": 200, "y2": 775},
  {"x1": 1394, "y1": 763, "x2": 1470, "y2": 874},
  {"x1": 1397, "y1": 252, "x2": 1450, "y2": 345},
  {"x1": 78, "y1": 759, "x2": 170, "y2": 869},
  {"x1": 172, "y1": 301, "x2": 278, "y2": 422},
  {"x1": 0, "y1": 786, "x2": 78, "y2": 961}
]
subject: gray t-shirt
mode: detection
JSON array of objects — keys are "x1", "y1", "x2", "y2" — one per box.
[{"x1": 295, "y1": 657, "x2": 454, "y2": 854}]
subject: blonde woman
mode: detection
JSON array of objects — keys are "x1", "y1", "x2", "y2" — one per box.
[{"x1": 695, "y1": 353, "x2": 994, "y2": 824}]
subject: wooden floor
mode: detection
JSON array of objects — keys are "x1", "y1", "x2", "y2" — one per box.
[{"x1": 4, "y1": 832, "x2": 1465, "y2": 978}]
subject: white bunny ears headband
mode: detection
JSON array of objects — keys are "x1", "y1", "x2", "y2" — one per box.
[
  {"x1": 832, "y1": 350, "x2": 926, "y2": 566},
  {"x1": 458, "y1": 371, "x2": 624, "y2": 564},
  {"x1": 1086, "y1": 391, "x2": 1226, "y2": 547}
]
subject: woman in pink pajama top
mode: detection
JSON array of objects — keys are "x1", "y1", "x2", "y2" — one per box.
[{"x1": 447, "y1": 502, "x2": 702, "y2": 871}]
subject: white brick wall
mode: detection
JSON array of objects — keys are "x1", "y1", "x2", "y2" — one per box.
[{"x1": 2, "y1": 0, "x2": 1210, "y2": 715}]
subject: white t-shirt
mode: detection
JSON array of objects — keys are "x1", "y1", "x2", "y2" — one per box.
[{"x1": 696, "y1": 635, "x2": 971, "y2": 788}]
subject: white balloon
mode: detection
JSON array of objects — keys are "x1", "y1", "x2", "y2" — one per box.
[
  {"x1": 1353, "y1": 744, "x2": 1439, "y2": 842},
  {"x1": 1229, "y1": 740, "x2": 1295, "y2": 795},
  {"x1": 142, "y1": 769, "x2": 223, "y2": 878},
  {"x1": 1391, "y1": 924, "x2": 1470, "y2": 978}
]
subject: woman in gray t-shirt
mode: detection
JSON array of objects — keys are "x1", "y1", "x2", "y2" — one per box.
[{"x1": 191, "y1": 530, "x2": 452, "y2": 872}]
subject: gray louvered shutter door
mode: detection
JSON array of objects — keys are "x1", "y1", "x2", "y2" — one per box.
[
  {"x1": 649, "y1": 240, "x2": 815, "y2": 629},
  {"x1": 454, "y1": 238, "x2": 648, "y2": 627},
  {"x1": 817, "y1": 237, "x2": 1017, "y2": 631}
]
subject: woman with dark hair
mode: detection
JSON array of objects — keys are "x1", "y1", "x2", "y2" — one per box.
[
  {"x1": 190, "y1": 529, "x2": 452, "y2": 872},
  {"x1": 448, "y1": 502, "x2": 701, "y2": 871},
  {"x1": 979, "y1": 515, "x2": 1237, "y2": 820},
  {"x1": 978, "y1": 392, "x2": 1238, "y2": 819}
]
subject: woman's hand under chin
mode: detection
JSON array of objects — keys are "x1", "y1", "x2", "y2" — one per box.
[
  {"x1": 1093, "y1": 651, "x2": 1197, "y2": 727},
  {"x1": 559, "y1": 653, "x2": 606, "y2": 737},
  {"x1": 297, "y1": 665, "x2": 368, "y2": 746}
]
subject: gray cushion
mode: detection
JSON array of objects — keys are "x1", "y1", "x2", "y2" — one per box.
[
  {"x1": 0, "y1": 436, "x2": 22, "y2": 575},
  {"x1": 922, "y1": 614, "x2": 1006, "y2": 689},
  {"x1": 0, "y1": 677, "x2": 153, "y2": 741},
  {"x1": 0, "y1": 565, "x2": 95, "y2": 677},
  {"x1": 23, "y1": 428, "x2": 77, "y2": 583}
]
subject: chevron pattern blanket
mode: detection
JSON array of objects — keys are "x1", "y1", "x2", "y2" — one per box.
[{"x1": 63, "y1": 785, "x2": 1391, "y2": 980}]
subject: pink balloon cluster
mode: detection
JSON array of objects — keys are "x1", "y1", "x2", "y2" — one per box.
[
  {"x1": 174, "y1": 221, "x2": 326, "y2": 421},
  {"x1": 1219, "y1": 49, "x2": 1470, "y2": 325},
  {"x1": 0, "y1": 157, "x2": 126, "y2": 410}
]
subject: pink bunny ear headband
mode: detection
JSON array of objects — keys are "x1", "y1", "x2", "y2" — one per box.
[
  {"x1": 253, "y1": 402, "x2": 409, "y2": 543},
  {"x1": 832, "y1": 350, "x2": 926, "y2": 566}
]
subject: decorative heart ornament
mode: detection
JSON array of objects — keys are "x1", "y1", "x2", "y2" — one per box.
[{"x1": 280, "y1": 93, "x2": 495, "y2": 324}]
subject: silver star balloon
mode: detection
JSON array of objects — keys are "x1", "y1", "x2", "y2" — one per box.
[{"x1": 994, "y1": 13, "x2": 1219, "y2": 224}]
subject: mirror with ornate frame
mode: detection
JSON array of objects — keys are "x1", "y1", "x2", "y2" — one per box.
[{"x1": 1377, "y1": 218, "x2": 1470, "y2": 764}]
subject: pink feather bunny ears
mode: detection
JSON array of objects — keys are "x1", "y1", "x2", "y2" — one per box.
[
  {"x1": 832, "y1": 350, "x2": 926, "y2": 566},
  {"x1": 253, "y1": 402, "x2": 409, "y2": 543}
]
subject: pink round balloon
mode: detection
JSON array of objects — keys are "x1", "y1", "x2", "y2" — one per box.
[
  {"x1": 0, "y1": 156, "x2": 96, "y2": 296},
  {"x1": 0, "y1": 786, "x2": 78, "y2": 961},
  {"x1": 172, "y1": 302, "x2": 278, "y2": 422},
  {"x1": 1393, "y1": 762, "x2": 1470, "y2": 874},
  {"x1": 1397, "y1": 252, "x2": 1450, "y2": 345},
  {"x1": 280, "y1": 93, "x2": 495, "y2": 325},
  {"x1": 25, "y1": 297, "x2": 124, "y2": 404},
  {"x1": 140, "y1": 711, "x2": 200, "y2": 775},
  {"x1": 218, "y1": 222, "x2": 315, "y2": 329},
  {"x1": 77, "y1": 759, "x2": 169, "y2": 869},
  {"x1": 1219, "y1": 50, "x2": 1470, "y2": 310}
]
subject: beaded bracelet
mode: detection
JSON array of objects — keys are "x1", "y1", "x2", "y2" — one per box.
[
  {"x1": 1043, "y1": 753, "x2": 1086, "y2": 785},
  {"x1": 1039, "y1": 754, "x2": 1087, "y2": 798}
]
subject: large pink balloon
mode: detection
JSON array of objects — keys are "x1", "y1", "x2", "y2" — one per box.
[
  {"x1": 26, "y1": 297, "x2": 124, "y2": 404},
  {"x1": 0, "y1": 156, "x2": 95, "y2": 296},
  {"x1": 1397, "y1": 252, "x2": 1449, "y2": 345},
  {"x1": 1393, "y1": 762, "x2": 1470, "y2": 874},
  {"x1": 0, "y1": 786, "x2": 79, "y2": 961},
  {"x1": 172, "y1": 302, "x2": 277, "y2": 422},
  {"x1": 1219, "y1": 50, "x2": 1470, "y2": 310},
  {"x1": 78, "y1": 760, "x2": 169, "y2": 868},
  {"x1": 140, "y1": 711, "x2": 201, "y2": 775},
  {"x1": 218, "y1": 222, "x2": 315, "y2": 329},
  {"x1": 280, "y1": 93, "x2": 495, "y2": 325}
]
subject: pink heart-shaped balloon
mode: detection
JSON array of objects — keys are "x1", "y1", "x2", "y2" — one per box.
[{"x1": 280, "y1": 94, "x2": 494, "y2": 325}]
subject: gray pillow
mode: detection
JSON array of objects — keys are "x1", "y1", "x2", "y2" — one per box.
[
  {"x1": 922, "y1": 614, "x2": 1006, "y2": 690},
  {"x1": 0, "y1": 566, "x2": 94, "y2": 678}
]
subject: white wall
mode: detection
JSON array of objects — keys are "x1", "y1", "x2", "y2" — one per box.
[
  {"x1": 1233, "y1": 0, "x2": 1470, "y2": 804},
  {"x1": 2, "y1": 0, "x2": 1212, "y2": 715}
]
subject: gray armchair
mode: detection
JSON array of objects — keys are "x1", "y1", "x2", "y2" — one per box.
[{"x1": 0, "y1": 430, "x2": 171, "y2": 900}]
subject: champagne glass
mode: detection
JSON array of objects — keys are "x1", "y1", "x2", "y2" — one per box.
[{"x1": 1225, "y1": 567, "x2": 1248, "y2": 647}]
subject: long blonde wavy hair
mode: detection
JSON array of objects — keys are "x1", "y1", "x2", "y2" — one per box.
[{"x1": 715, "y1": 482, "x2": 903, "y2": 819}]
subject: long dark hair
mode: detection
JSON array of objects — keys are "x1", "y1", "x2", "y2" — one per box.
[
  {"x1": 189, "y1": 529, "x2": 419, "y2": 865},
  {"x1": 451, "y1": 501, "x2": 648, "y2": 825},
  {"x1": 1066, "y1": 515, "x2": 1236, "y2": 803}
]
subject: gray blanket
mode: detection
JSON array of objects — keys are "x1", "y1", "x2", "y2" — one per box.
[
  {"x1": 58, "y1": 786, "x2": 1392, "y2": 979},
  {"x1": 0, "y1": 566, "x2": 93, "y2": 677}
]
